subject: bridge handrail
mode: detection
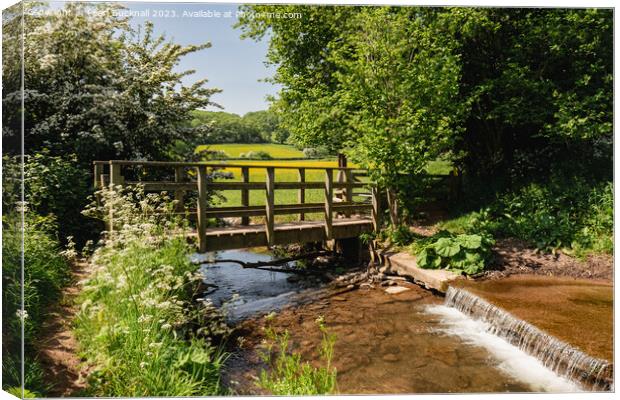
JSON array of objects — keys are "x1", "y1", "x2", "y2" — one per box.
[
  {"x1": 93, "y1": 159, "x2": 364, "y2": 171},
  {"x1": 94, "y1": 160, "x2": 379, "y2": 252}
]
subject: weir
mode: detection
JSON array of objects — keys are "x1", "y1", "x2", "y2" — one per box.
[{"x1": 443, "y1": 287, "x2": 613, "y2": 391}]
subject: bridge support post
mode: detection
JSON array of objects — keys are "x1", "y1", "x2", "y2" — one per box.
[
  {"x1": 196, "y1": 166, "x2": 208, "y2": 253},
  {"x1": 324, "y1": 169, "x2": 333, "y2": 239},
  {"x1": 265, "y1": 167, "x2": 275, "y2": 246}
]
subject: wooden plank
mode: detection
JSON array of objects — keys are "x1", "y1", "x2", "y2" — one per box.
[
  {"x1": 109, "y1": 163, "x2": 123, "y2": 187},
  {"x1": 196, "y1": 166, "x2": 208, "y2": 253},
  {"x1": 200, "y1": 218, "x2": 373, "y2": 252},
  {"x1": 345, "y1": 169, "x2": 354, "y2": 217},
  {"x1": 94, "y1": 163, "x2": 103, "y2": 189},
  {"x1": 108, "y1": 163, "x2": 123, "y2": 233},
  {"x1": 99, "y1": 159, "x2": 361, "y2": 171},
  {"x1": 174, "y1": 167, "x2": 185, "y2": 213},
  {"x1": 324, "y1": 169, "x2": 333, "y2": 239},
  {"x1": 265, "y1": 167, "x2": 275, "y2": 246},
  {"x1": 298, "y1": 168, "x2": 305, "y2": 221},
  {"x1": 241, "y1": 167, "x2": 250, "y2": 225},
  {"x1": 372, "y1": 186, "x2": 381, "y2": 232},
  {"x1": 124, "y1": 182, "x2": 197, "y2": 191}
]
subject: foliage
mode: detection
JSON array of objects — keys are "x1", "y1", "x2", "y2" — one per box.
[
  {"x1": 377, "y1": 225, "x2": 417, "y2": 247},
  {"x1": 411, "y1": 231, "x2": 495, "y2": 275},
  {"x1": 451, "y1": 8, "x2": 612, "y2": 186},
  {"x1": 302, "y1": 147, "x2": 331, "y2": 159},
  {"x1": 3, "y1": 152, "x2": 99, "y2": 245},
  {"x1": 2, "y1": 2, "x2": 219, "y2": 166},
  {"x1": 75, "y1": 187, "x2": 228, "y2": 396},
  {"x1": 240, "y1": 150, "x2": 273, "y2": 160},
  {"x1": 257, "y1": 315, "x2": 337, "y2": 395},
  {"x1": 497, "y1": 178, "x2": 613, "y2": 254},
  {"x1": 2, "y1": 212, "x2": 71, "y2": 394},
  {"x1": 190, "y1": 110, "x2": 290, "y2": 144},
  {"x1": 437, "y1": 178, "x2": 613, "y2": 255},
  {"x1": 238, "y1": 6, "x2": 464, "y2": 197},
  {"x1": 238, "y1": 6, "x2": 612, "y2": 226}
]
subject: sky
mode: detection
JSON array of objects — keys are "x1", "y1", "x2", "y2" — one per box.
[{"x1": 51, "y1": 1, "x2": 280, "y2": 115}]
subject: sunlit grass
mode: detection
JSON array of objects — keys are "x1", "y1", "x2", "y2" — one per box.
[{"x1": 196, "y1": 143, "x2": 307, "y2": 158}]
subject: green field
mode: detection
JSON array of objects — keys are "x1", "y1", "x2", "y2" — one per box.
[{"x1": 197, "y1": 143, "x2": 308, "y2": 158}]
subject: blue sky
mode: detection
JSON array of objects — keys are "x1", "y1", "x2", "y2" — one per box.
[{"x1": 51, "y1": 1, "x2": 279, "y2": 115}]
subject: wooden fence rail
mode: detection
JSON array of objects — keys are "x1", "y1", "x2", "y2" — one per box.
[{"x1": 94, "y1": 160, "x2": 377, "y2": 252}]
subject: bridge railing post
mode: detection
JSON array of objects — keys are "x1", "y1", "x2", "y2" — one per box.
[
  {"x1": 108, "y1": 162, "x2": 124, "y2": 233},
  {"x1": 196, "y1": 166, "x2": 208, "y2": 253},
  {"x1": 298, "y1": 168, "x2": 305, "y2": 221},
  {"x1": 324, "y1": 168, "x2": 333, "y2": 240},
  {"x1": 345, "y1": 169, "x2": 353, "y2": 218},
  {"x1": 241, "y1": 167, "x2": 250, "y2": 225},
  {"x1": 174, "y1": 166, "x2": 185, "y2": 213},
  {"x1": 265, "y1": 167, "x2": 275, "y2": 246}
]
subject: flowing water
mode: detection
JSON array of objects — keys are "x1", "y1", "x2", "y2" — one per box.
[
  {"x1": 197, "y1": 250, "x2": 609, "y2": 393},
  {"x1": 435, "y1": 286, "x2": 612, "y2": 391}
]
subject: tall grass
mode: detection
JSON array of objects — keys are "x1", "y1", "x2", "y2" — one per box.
[
  {"x1": 74, "y1": 186, "x2": 228, "y2": 396},
  {"x1": 2, "y1": 213, "x2": 71, "y2": 396},
  {"x1": 257, "y1": 316, "x2": 337, "y2": 395}
]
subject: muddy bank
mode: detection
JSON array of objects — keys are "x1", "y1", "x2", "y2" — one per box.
[{"x1": 485, "y1": 238, "x2": 613, "y2": 281}]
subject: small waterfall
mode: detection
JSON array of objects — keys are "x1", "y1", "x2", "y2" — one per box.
[{"x1": 444, "y1": 287, "x2": 613, "y2": 391}]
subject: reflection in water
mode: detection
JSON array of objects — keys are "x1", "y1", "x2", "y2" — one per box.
[{"x1": 193, "y1": 249, "x2": 315, "y2": 321}]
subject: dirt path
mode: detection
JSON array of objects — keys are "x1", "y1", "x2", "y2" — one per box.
[{"x1": 37, "y1": 260, "x2": 91, "y2": 397}]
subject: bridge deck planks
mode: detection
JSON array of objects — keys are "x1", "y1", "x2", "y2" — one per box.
[{"x1": 195, "y1": 217, "x2": 373, "y2": 252}]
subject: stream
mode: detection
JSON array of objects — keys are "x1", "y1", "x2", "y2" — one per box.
[{"x1": 195, "y1": 249, "x2": 605, "y2": 394}]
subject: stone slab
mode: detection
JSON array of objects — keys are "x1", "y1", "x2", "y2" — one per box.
[
  {"x1": 383, "y1": 252, "x2": 462, "y2": 293},
  {"x1": 384, "y1": 286, "x2": 411, "y2": 294}
]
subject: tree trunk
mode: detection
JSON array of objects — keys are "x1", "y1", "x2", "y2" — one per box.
[{"x1": 386, "y1": 187, "x2": 400, "y2": 226}]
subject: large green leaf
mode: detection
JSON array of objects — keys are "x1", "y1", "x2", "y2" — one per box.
[
  {"x1": 456, "y1": 234, "x2": 482, "y2": 249},
  {"x1": 434, "y1": 238, "x2": 461, "y2": 257}
]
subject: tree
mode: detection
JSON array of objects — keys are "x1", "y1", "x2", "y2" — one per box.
[
  {"x1": 2, "y1": 2, "x2": 220, "y2": 166},
  {"x1": 451, "y1": 8, "x2": 612, "y2": 187},
  {"x1": 239, "y1": 6, "x2": 465, "y2": 223}
]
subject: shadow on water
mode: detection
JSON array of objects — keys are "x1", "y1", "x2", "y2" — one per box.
[{"x1": 191, "y1": 249, "x2": 321, "y2": 322}]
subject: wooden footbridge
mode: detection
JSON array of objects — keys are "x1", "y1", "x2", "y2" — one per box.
[{"x1": 93, "y1": 160, "x2": 380, "y2": 252}]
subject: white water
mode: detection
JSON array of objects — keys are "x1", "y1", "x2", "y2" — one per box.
[{"x1": 426, "y1": 304, "x2": 582, "y2": 393}]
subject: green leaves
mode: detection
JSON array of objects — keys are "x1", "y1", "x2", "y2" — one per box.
[
  {"x1": 434, "y1": 238, "x2": 462, "y2": 257},
  {"x1": 411, "y1": 231, "x2": 495, "y2": 276}
]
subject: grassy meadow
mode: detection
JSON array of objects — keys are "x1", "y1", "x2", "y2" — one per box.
[{"x1": 197, "y1": 143, "x2": 308, "y2": 158}]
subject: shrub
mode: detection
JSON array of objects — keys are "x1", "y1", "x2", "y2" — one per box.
[
  {"x1": 3, "y1": 152, "x2": 97, "y2": 246},
  {"x1": 75, "y1": 187, "x2": 228, "y2": 396},
  {"x1": 257, "y1": 315, "x2": 337, "y2": 395},
  {"x1": 410, "y1": 231, "x2": 495, "y2": 276},
  {"x1": 239, "y1": 150, "x2": 273, "y2": 160},
  {"x1": 302, "y1": 147, "x2": 330, "y2": 159},
  {"x1": 498, "y1": 177, "x2": 613, "y2": 254}
]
